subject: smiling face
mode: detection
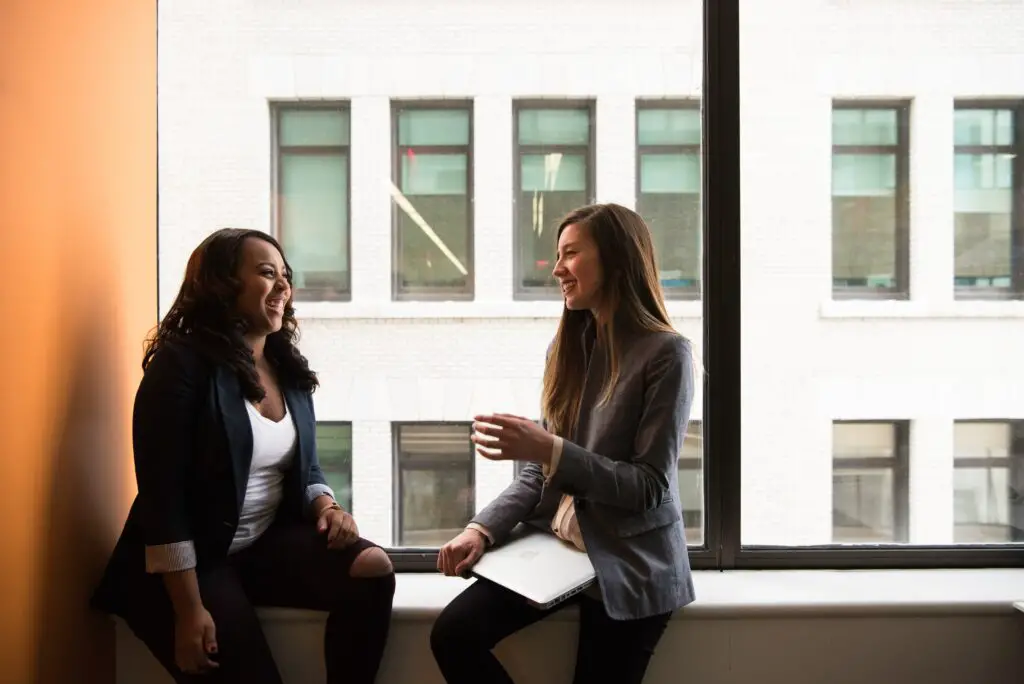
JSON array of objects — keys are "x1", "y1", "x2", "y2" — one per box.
[
  {"x1": 553, "y1": 222, "x2": 605, "y2": 312},
  {"x1": 234, "y1": 236, "x2": 291, "y2": 336}
]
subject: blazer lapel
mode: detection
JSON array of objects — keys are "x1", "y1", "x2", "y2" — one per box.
[
  {"x1": 214, "y1": 366, "x2": 253, "y2": 517},
  {"x1": 283, "y1": 387, "x2": 312, "y2": 488}
]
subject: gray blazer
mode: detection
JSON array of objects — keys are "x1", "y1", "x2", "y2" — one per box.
[{"x1": 471, "y1": 322, "x2": 696, "y2": 620}]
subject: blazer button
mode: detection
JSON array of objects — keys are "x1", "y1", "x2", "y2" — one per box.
[{"x1": 222, "y1": 520, "x2": 233, "y2": 528}]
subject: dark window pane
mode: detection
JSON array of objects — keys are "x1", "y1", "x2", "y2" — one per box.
[
  {"x1": 637, "y1": 152, "x2": 701, "y2": 290},
  {"x1": 396, "y1": 153, "x2": 470, "y2": 292},
  {"x1": 953, "y1": 107, "x2": 1017, "y2": 292},
  {"x1": 316, "y1": 423, "x2": 352, "y2": 513},
  {"x1": 517, "y1": 152, "x2": 588, "y2": 289},
  {"x1": 677, "y1": 421, "x2": 704, "y2": 546},
  {"x1": 279, "y1": 152, "x2": 349, "y2": 296},
  {"x1": 831, "y1": 153, "x2": 898, "y2": 289},
  {"x1": 832, "y1": 422, "x2": 904, "y2": 544},
  {"x1": 396, "y1": 424, "x2": 474, "y2": 547}
]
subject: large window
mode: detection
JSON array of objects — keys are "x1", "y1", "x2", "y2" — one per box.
[
  {"x1": 394, "y1": 423, "x2": 475, "y2": 547},
  {"x1": 392, "y1": 102, "x2": 473, "y2": 299},
  {"x1": 514, "y1": 101, "x2": 595, "y2": 296},
  {"x1": 832, "y1": 422, "x2": 909, "y2": 544},
  {"x1": 831, "y1": 103, "x2": 909, "y2": 297},
  {"x1": 954, "y1": 421, "x2": 1024, "y2": 543},
  {"x1": 953, "y1": 103, "x2": 1023, "y2": 297},
  {"x1": 316, "y1": 422, "x2": 353, "y2": 513},
  {"x1": 636, "y1": 101, "x2": 702, "y2": 298},
  {"x1": 273, "y1": 105, "x2": 350, "y2": 301}
]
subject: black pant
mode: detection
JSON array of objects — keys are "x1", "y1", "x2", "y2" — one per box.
[
  {"x1": 121, "y1": 523, "x2": 395, "y2": 684},
  {"x1": 430, "y1": 579, "x2": 671, "y2": 684}
]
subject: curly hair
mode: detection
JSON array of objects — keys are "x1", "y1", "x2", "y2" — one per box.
[{"x1": 143, "y1": 228, "x2": 318, "y2": 400}]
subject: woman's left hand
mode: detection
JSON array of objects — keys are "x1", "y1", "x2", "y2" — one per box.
[
  {"x1": 472, "y1": 414, "x2": 554, "y2": 464},
  {"x1": 317, "y1": 506, "x2": 359, "y2": 550}
]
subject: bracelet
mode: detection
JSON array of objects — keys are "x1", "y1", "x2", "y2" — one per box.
[{"x1": 317, "y1": 501, "x2": 343, "y2": 517}]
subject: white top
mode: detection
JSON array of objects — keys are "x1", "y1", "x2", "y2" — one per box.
[{"x1": 228, "y1": 400, "x2": 298, "y2": 554}]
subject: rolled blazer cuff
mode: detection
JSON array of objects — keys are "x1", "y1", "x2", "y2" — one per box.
[
  {"x1": 465, "y1": 522, "x2": 495, "y2": 546},
  {"x1": 305, "y1": 483, "x2": 336, "y2": 511},
  {"x1": 541, "y1": 436, "x2": 564, "y2": 482},
  {"x1": 145, "y1": 540, "x2": 197, "y2": 573}
]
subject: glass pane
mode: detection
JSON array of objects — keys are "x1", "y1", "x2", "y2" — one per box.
[
  {"x1": 279, "y1": 153, "x2": 349, "y2": 294},
  {"x1": 954, "y1": 153, "x2": 1014, "y2": 289},
  {"x1": 518, "y1": 108, "x2": 591, "y2": 145},
  {"x1": 832, "y1": 108, "x2": 899, "y2": 146},
  {"x1": 280, "y1": 109, "x2": 349, "y2": 146},
  {"x1": 398, "y1": 109, "x2": 471, "y2": 146},
  {"x1": 521, "y1": 153, "x2": 587, "y2": 192},
  {"x1": 638, "y1": 108, "x2": 701, "y2": 145},
  {"x1": 397, "y1": 424, "x2": 474, "y2": 547},
  {"x1": 832, "y1": 469, "x2": 895, "y2": 543},
  {"x1": 316, "y1": 423, "x2": 352, "y2": 512},
  {"x1": 678, "y1": 421, "x2": 704, "y2": 545},
  {"x1": 638, "y1": 153, "x2": 701, "y2": 290},
  {"x1": 401, "y1": 153, "x2": 468, "y2": 195},
  {"x1": 954, "y1": 109, "x2": 1014, "y2": 147}
]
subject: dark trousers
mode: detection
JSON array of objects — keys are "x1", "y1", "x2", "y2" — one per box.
[
  {"x1": 430, "y1": 579, "x2": 671, "y2": 684},
  {"x1": 121, "y1": 523, "x2": 395, "y2": 684}
]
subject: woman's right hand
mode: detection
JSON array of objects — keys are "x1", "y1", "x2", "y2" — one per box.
[
  {"x1": 437, "y1": 528, "x2": 487, "y2": 577},
  {"x1": 174, "y1": 606, "x2": 219, "y2": 675}
]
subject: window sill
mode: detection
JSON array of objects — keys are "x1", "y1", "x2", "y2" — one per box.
[
  {"x1": 820, "y1": 300, "x2": 1024, "y2": 319},
  {"x1": 294, "y1": 300, "x2": 702, "y2": 320},
  {"x1": 253, "y1": 568, "x2": 1024, "y2": 624}
]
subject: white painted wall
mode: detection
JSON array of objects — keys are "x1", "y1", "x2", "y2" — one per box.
[{"x1": 157, "y1": 0, "x2": 1024, "y2": 550}]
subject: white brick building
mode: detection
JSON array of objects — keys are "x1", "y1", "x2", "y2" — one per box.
[{"x1": 157, "y1": 0, "x2": 1024, "y2": 548}]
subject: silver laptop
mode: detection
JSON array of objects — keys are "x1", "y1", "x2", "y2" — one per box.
[{"x1": 470, "y1": 524, "x2": 596, "y2": 609}]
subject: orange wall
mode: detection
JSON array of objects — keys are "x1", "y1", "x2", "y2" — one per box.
[{"x1": 0, "y1": 1, "x2": 156, "y2": 682}]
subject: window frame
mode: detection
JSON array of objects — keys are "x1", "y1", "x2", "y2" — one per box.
[
  {"x1": 635, "y1": 98, "x2": 702, "y2": 301},
  {"x1": 390, "y1": 99, "x2": 475, "y2": 301},
  {"x1": 830, "y1": 100, "x2": 911, "y2": 300},
  {"x1": 512, "y1": 98, "x2": 597, "y2": 300},
  {"x1": 271, "y1": 101, "x2": 352, "y2": 302},
  {"x1": 952, "y1": 100, "x2": 1024, "y2": 300},
  {"x1": 391, "y1": 421, "x2": 476, "y2": 552}
]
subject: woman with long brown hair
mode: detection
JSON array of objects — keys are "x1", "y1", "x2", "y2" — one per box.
[
  {"x1": 92, "y1": 228, "x2": 394, "y2": 684},
  {"x1": 431, "y1": 203, "x2": 697, "y2": 684}
]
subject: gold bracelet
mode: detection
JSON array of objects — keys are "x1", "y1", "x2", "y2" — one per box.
[{"x1": 318, "y1": 501, "x2": 342, "y2": 516}]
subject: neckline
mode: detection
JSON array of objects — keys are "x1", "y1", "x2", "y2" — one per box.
[{"x1": 245, "y1": 399, "x2": 289, "y2": 426}]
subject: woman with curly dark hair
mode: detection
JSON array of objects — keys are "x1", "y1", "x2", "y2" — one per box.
[{"x1": 92, "y1": 228, "x2": 394, "y2": 684}]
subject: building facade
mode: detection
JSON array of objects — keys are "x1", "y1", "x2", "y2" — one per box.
[{"x1": 157, "y1": 0, "x2": 1024, "y2": 548}]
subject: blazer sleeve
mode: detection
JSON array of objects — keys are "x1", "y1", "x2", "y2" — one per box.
[
  {"x1": 469, "y1": 443, "x2": 547, "y2": 544},
  {"x1": 133, "y1": 342, "x2": 205, "y2": 573},
  {"x1": 302, "y1": 393, "x2": 336, "y2": 516},
  {"x1": 547, "y1": 335, "x2": 694, "y2": 512}
]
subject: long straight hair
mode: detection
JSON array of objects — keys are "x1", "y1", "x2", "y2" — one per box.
[{"x1": 541, "y1": 203, "x2": 678, "y2": 437}]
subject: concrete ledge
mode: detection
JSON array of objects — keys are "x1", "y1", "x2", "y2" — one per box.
[{"x1": 251, "y1": 568, "x2": 1024, "y2": 623}]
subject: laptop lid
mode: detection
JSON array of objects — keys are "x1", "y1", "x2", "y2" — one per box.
[{"x1": 470, "y1": 525, "x2": 596, "y2": 609}]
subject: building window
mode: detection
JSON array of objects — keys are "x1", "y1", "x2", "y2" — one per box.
[
  {"x1": 831, "y1": 103, "x2": 909, "y2": 297},
  {"x1": 832, "y1": 421, "x2": 909, "y2": 544},
  {"x1": 953, "y1": 103, "x2": 1023, "y2": 297},
  {"x1": 394, "y1": 423, "x2": 475, "y2": 547},
  {"x1": 636, "y1": 101, "x2": 702, "y2": 298},
  {"x1": 316, "y1": 422, "x2": 353, "y2": 513},
  {"x1": 391, "y1": 102, "x2": 473, "y2": 300},
  {"x1": 273, "y1": 105, "x2": 351, "y2": 301},
  {"x1": 678, "y1": 420, "x2": 704, "y2": 546},
  {"x1": 954, "y1": 421, "x2": 1024, "y2": 543},
  {"x1": 514, "y1": 101, "x2": 595, "y2": 297}
]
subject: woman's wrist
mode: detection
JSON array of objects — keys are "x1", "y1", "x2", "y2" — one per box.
[{"x1": 313, "y1": 495, "x2": 341, "y2": 517}]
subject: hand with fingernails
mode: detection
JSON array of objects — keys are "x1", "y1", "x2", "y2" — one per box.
[{"x1": 470, "y1": 414, "x2": 555, "y2": 465}]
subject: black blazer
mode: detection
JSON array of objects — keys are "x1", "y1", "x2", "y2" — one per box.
[{"x1": 92, "y1": 338, "x2": 329, "y2": 615}]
